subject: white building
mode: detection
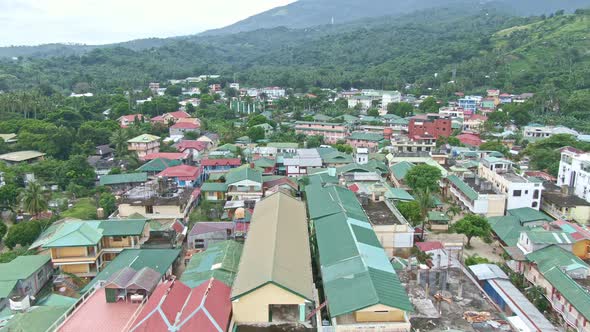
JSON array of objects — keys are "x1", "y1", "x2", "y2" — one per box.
[
  {"x1": 523, "y1": 125, "x2": 579, "y2": 141},
  {"x1": 261, "y1": 87, "x2": 285, "y2": 99},
  {"x1": 355, "y1": 148, "x2": 368, "y2": 165},
  {"x1": 229, "y1": 83, "x2": 240, "y2": 90},
  {"x1": 439, "y1": 107, "x2": 465, "y2": 119},
  {"x1": 283, "y1": 149, "x2": 323, "y2": 177},
  {"x1": 347, "y1": 96, "x2": 375, "y2": 110},
  {"x1": 478, "y1": 157, "x2": 543, "y2": 210},
  {"x1": 557, "y1": 149, "x2": 590, "y2": 203},
  {"x1": 382, "y1": 91, "x2": 402, "y2": 107}
]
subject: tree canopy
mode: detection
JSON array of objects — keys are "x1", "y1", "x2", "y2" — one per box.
[{"x1": 404, "y1": 164, "x2": 442, "y2": 193}]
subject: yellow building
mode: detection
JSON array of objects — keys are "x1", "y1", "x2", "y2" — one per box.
[
  {"x1": 30, "y1": 219, "x2": 149, "y2": 277},
  {"x1": 127, "y1": 134, "x2": 160, "y2": 159},
  {"x1": 231, "y1": 192, "x2": 314, "y2": 324}
]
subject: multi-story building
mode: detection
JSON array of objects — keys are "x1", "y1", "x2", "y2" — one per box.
[
  {"x1": 478, "y1": 157, "x2": 543, "y2": 210},
  {"x1": 439, "y1": 107, "x2": 465, "y2": 119},
  {"x1": 408, "y1": 114, "x2": 452, "y2": 140},
  {"x1": 284, "y1": 149, "x2": 323, "y2": 177},
  {"x1": 458, "y1": 96, "x2": 481, "y2": 113},
  {"x1": 225, "y1": 165, "x2": 263, "y2": 203},
  {"x1": 127, "y1": 134, "x2": 160, "y2": 159},
  {"x1": 557, "y1": 149, "x2": 590, "y2": 203},
  {"x1": 445, "y1": 174, "x2": 507, "y2": 217},
  {"x1": 347, "y1": 96, "x2": 376, "y2": 110},
  {"x1": 261, "y1": 86, "x2": 285, "y2": 99},
  {"x1": 30, "y1": 219, "x2": 150, "y2": 277},
  {"x1": 294, "y1": 121, "x2": 348, "y2": 144},
  {"x1": 381, "y1": 90, "x2": 402, "y2": 107},
  {"x1": 346, "y1": 132, "x2": 385, "y2": 153},
  {"x1": 523, "y1": 125, "x2": 579, "y2": 141},
  {"x1": 390, "y1": 135, "x2": 436, "y2": 154}
]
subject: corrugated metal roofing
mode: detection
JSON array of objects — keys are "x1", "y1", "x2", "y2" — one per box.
[
  {"x1": 487, "y1": 215, "x2": 525, "y2": 247},
  {"x1": 200, "y1": 182, "x2": 228, "y2": 192},
  {"x1": 507, "y1": 207, "x2": 553, "y2": 223},
  {"x1": 224, "y1": 165, "x2": 262, "y2": 185},
  {"x1": 181, "y1": 240, "x2": 243, "y2": 288},
  {"x1": 525, "y1": 245, "x2": 589, "y2": 273},
  {"x1": 99, "y1": 172, "x2": 147, "y2": 186},
  {"x1": 447, "y1": 174, "x2": 479, "y2": 201},
  {"x1": 136, "y1": 158, "x2": 182, "y2": 172},
  {"x1": 305, "y1": 183, "x2": 413, "y2": 317},
  {"x1": 468, "y1": 264, "x2": 508, "y2": 281},
  {"x1": 543, "y1": 267, "x2": 590, "y2": 321},
  {"x1": 390, "y1": 161, "x2": 415, "y2": 180},
  {"x1": 231, "y1": 192, "x2": 314, "y2": 301}
]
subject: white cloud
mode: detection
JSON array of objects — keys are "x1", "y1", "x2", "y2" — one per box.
[{"x1": 0, "y1": 0, "x2": 294, "y2": 46}]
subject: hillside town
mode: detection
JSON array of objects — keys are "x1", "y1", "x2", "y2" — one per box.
[{"x1": 0, "y1": 75, "x2": 588, "y2": 332}]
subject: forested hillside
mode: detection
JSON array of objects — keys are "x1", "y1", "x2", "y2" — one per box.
[{"x1": 0, "y1": 8, "x2": 588, "y2": 130}]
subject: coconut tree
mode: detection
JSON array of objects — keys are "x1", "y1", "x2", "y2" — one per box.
[
  {"x1": 21, "y1": 181, "x2": 48, "y2": 218},
  {"x1": 447, "y1": 203, "x2": 462, "y2": 218},
  {"x1": 415, "y1": 188, "x2": 434, "y2": 239},
  {"x1": 110, "y1": 128, "x2": 129, "y2": 157}
]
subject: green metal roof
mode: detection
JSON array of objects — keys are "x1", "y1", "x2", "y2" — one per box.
[
  {"x1": 207, "y1": 172, "x2": 227, "y2": 181},
  {"x1": 339, "y1": 114, "x2": 360, "y2": 123},
  {"x1": 385, "y1": 187, "x2": 415, "y2": 201},
  {"x1": 200, "y1": 182, "x2": 228, "y2": 192},
  {"x1": 4, "y1": 302, "x2": 76, "y2": 332},
  {"x1": 181, "y1": 240, "x2": 243, "y2": 288},
  {"x1": 127, "y1": 134, "x2": 159, "y2": 143},
  {"x1": 267, "y1": 142, "x2": 299, "y2": 149},
  {"x1": 216, "y1": 143, "x2": 239, "y2": 153},
  {"x1": 507, "y1": 207, "x2": 553, "y2": 224},
  {"x1": 525, "y1": 231, "x2": 574, "y2": 245},
  {"x1": 446, "y1": 174, "x2": 479, "y2": 201},
  {"x1": 305, "y1": 184, "x2": 413, "y2": 317},
  {"x1": 0, "y1": 280, "x2": 18, "y2": 298},
  {"x1": 488, "y1": 216, "x2": 525, "y2": 247},
  {"x1": 313, "y1": 114, "x2": 333, "y2": 121},
  {"x1": 428, "y1": 211, "x2": 450, "y2": 223},
  {"x1": 83, "y1": 248, "x2": 180, "y2": 292},
  {"x1": 253, "y1": 157, "x2": 276, "y2": 168},
  {"x1": 136, "y1": 158, "x2": 182, "y2": 172},
  {"x1": 390, "y1": 161, "x2": 415, "y2": 180},
  {"x1": 99, "y1": 172, "x2": 147, "y2": 186},
  {"x1": 225, "y1": 165, "x2": 262, "y2": 185},
  {"x1": 0, "y1": 255, "x2": 51, "y2": 282},
  {"x1": 98, "y1": 219, "x2": 146, "y2": 236},
  {"x1": 526, "y1": 245, "x2": 589, "y2": 273},
  {"x1": 43, "y1": 222, "x2": 103, "y2": 248},
  {"x1": 542, "y1": 267, "x2": 590, "y2": 320},
  {"x1": 348, "y1": 132, "x2": 384, "y2": 142}
]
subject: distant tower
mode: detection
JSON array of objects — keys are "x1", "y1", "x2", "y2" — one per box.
[{"x1": 331, "y1": 16, "x2": 335, "y2": 25}]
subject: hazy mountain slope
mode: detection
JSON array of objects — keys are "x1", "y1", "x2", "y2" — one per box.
[{"x1": 202, "y1": 0, "x2": 590, "y2": 35}]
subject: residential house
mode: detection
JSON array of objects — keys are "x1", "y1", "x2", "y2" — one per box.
[
  {"x1": 201, "y1": 158, "x2": 241, "y2": 175},
  {"x1": 294, "y1": 121, "x2": 348, "y2": 144},
  {"x1": 445, "y1": 174, "x2": 506, "y2": 217},
  {"x1": 150, "y1": 110, "x2": 192, "y2": 124},
  {"x1": 478, "y1": 157, "x2": 543, "y2": 210},
  {"x1": 267, "y1": 142, "x2": 298, "y2": 154},
  {"x1": 156, "y1": 165, "x2": 201, "y2": 188},
  {"x1": 517, "y1": 231, "x2": 574, "y2": 255},
  {"x1": 284, "y1": 149, "x2": 323, "y2": 177},
  {"x1": 253, "y1": 157, "x2": 276, "y2": 175},
  {"x1": 142, "y1": 152, "x2": 189, "y2": 162},
  {"x1": 99, "y1": 172, "x2": 148, "y2": 192},
  {"x1": 117, "y1": 114, "x2": 145, "y2": 128},
  {"x1": 127, "y1": 278, "x2": 232, "y2": 332},
  {"x1": 117, "y1": 179, "x2": 198, "y2": 222},
  {"x1": 542, "y1": 182, "x2": 590, "y2": 224},
  {"x1": 127, "y1": 134, "x2": 160, "y2": 159},
  {"x1": 225, "y1": 165, "x2": 263, "y2": 203},
  {"x1": 0, "y1": 151, "x2": 45, "y2": 165},
  {"x1": 181, "y1": 240, "x2": 243, "y2": 288},
  {"x1": 231, "y1": 192, "x2": 314, "y2": 324},
  {"x1": 463, "y1": 114, "x2": 487, "y2": 132},
  {"x1": 200, "y1": 182, "x2": 228, "y2": 202},
  {"x1": 456, "y1": 133, "x2": 483, "y2": 147},
  {"x1": 318, "y1": 147, "x2": 353, "y2": 167},
  {"x1": 136, "y1": 158, "x2": 182, "y2": 175},
  {"x1": 390, "y1": 135, "x2": 435, "y2": 154},
  {"x1": 81, "y1": 248, "x2": 181, "y2": 292},
  {"x1": 252, "y1": 123, "x2": 274, "y2": 138},
  {"x1": 0, "y1": 133, "x2": 17, "y2": 144},
  {"x1": 305, "y1": 183, "x2": 413, "y2": 330},
  {"x1": 197, "y1": 132, "x2": 220, "y2": 149},
  {"x1": 408, "y1": 114, "x2": 452, "y2": 140},
  {"x1": 523, "y1": 125, "x2": 579, "y2": 141},
  {"x1": 557, "y1": 149, "x2": 590, "y2": 203},
  {"x1": 458, "y1": 96, "x2": 480, "y2": 112},
  {"x1": 169, "y1": 122, "x2": 200, "y2": 137},
  {"x1": 346, "y1": 132, "x2": 385, "y2": 153},
  {"x1": 0, "y1": 255, "x2": 52, "y2": 311},
  {"x1": 176, "y1": 140, "x2": 209, "y2": 162},
  {"x1": 187, "y1": 222, "x2": 235, "y2": 250},
  {"x1": 30, "y1": 219, "x2": 149, "y2": 277}
]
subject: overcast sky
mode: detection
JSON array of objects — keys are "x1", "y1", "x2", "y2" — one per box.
[{"x1": 0, "y1": 0, "x2": 294, "y2": 46}]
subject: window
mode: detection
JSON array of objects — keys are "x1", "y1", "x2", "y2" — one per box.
[
  {"x1": 513, "y1": 190, "x2": 522, "y2": 197},
  {"x1": 532, "y1": 202, "x2": 538, "y2": 208},
  {"x1": 533, "y1": 190, "x2": 540, "y2": 199},
  {"x1": 145, "y1": 205, "x2": 154, "y2": 214},
  {"x1": 112, "y1": 236, "x2": 123, "y2": 242},
  {"x1": 194, "y1": 239, "x2": 205, "y2": 249}
]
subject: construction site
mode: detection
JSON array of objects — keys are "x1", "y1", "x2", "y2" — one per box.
[{"x1": 398, "y1": 267, "x2": 513, "y2": 331}]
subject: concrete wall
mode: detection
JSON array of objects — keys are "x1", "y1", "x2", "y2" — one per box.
[
  {"x1": 232, "y1": 283, "x2": 307, "y2": 324},
  {"x1": 62, "y1": 263, "x2": 90, "y2": 274},
  {"x1": 355, "y1": 304, "x2": 407, "y2": 322},
  {"x1": 51, "y1": 247, "x2": 87, "y2": 259}
]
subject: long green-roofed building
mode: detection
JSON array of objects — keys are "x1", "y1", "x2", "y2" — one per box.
[
  {"x1": 305, "y1": 183, "x2": 412, "y2": 328},
  {"x1": 181, "y1": 240, "x2": 243, "y2": 288}
]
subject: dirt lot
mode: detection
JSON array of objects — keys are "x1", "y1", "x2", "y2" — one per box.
[{"x1": 425, "y1": 232, "x2": 505, "y2": 263}]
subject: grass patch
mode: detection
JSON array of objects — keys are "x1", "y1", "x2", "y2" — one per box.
[{"x1": 61, "y1": 198, "x2": 97, "y2": 220}]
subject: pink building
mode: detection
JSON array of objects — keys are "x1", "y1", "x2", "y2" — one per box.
[{"x1": 294, "y1": 121, "x2": 348, "y2": 144}]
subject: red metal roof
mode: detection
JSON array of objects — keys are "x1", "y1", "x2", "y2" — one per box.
[
  {"x1": 129, "y1": 279, "x2": 231, "y2": 332},
  {"x1": 143, "y1": 152, "x2": 188, "y2": 161},
  {"x1": 201, "y1": 158, "x2": 241, "y2": 167},
  {"x1": 169, "y1": 110, "x2": 191, "y2": 119},
  {"x1": 119, "y1": 114, "x2": 144, "y2": 121},
  {"x1": 456, "y1": 133, "x2": 483, "y2": 147},
  {"x1": 157, "y1": 165, "x2": 200, "y2": 180},
  {"x1": 171, "y1": 122, "x2": 200, "y2": 129},
  {"x1": 177, "y1": 140, "x2": 208, "y2": 152},
  {"x1": 348, "y1": 183, "x2": 360, "y2": 193},
  {"x1": 416, "y1": 241, "x2": 444, "y2": 252}
]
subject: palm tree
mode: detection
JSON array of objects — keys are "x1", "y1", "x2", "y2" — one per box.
[
  {"x1": 21, "y1": 181, "x2": 48, "y2": 218},
  {"x1": 415, "y1": 188, "x2": 434, "y2": 240},
  {"x1": 110, "y1": 128, "x2": 129, "y2": 157},
  {"x1": 447, "y1": 204, "x2": 462, "y2": 218}
]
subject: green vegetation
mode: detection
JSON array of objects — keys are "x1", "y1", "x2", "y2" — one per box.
[
  {"x1": 4, "y1": 220, "x2": 51, "y2": 250},
  {"x1": 452, "y1": 214, "x2": 492, "y2": 248},
  {"x1": 464, "y1": 254, "x2": 491, "y2": 266},
  {"x1": 524, "y1": 134, "x2": 590, "y2": 176},
  {"x1": 61, "y1": 198, "x2": 97, "y2": 220},
  {"x1": 404, "y1": 164, "x2": 442, "y2": 193}
]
